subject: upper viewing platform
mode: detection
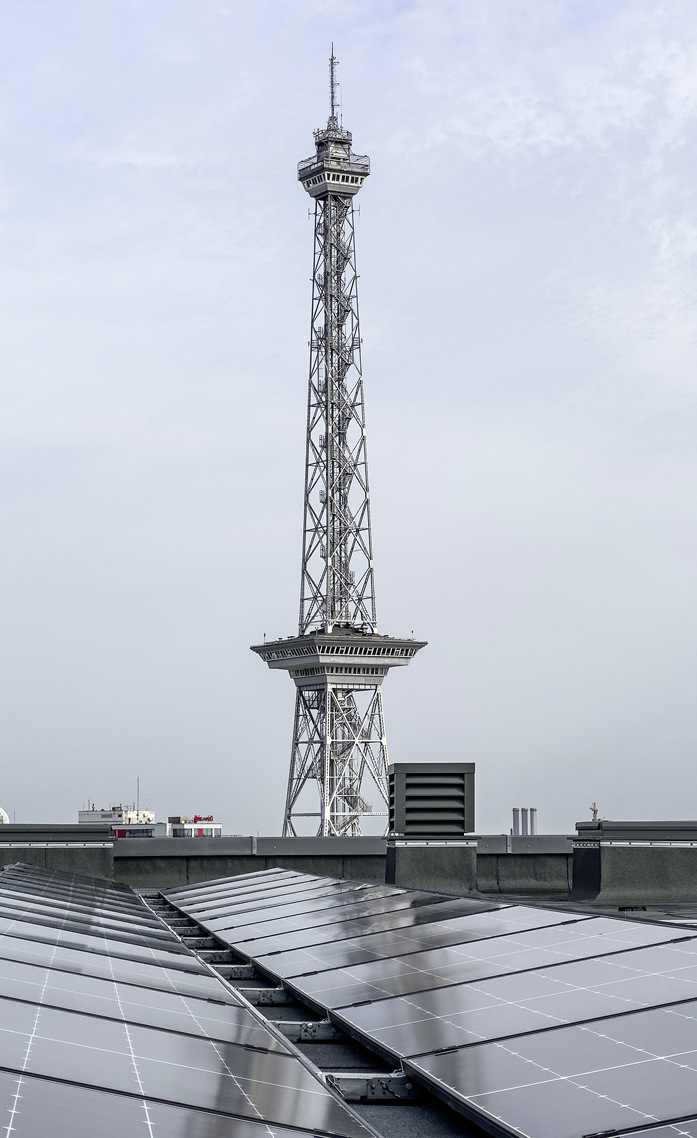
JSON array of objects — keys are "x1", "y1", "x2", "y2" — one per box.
[
  {"x1": 298, "y1": 120, "x2": 370, "y2": 199},
  {"x1": 298, "y1": 52, "x2": 370, "y2": 198}
]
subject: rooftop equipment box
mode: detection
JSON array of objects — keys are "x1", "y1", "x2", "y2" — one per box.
[{"x1": 388, "y1": 763, "x2": 475, "y2": 837}]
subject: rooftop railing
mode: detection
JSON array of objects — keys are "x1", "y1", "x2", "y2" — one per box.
[{"x1": 298, "y1": 153, "x2": 370, "y2": 177}]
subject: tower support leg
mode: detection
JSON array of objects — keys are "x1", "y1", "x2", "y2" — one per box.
[{"x1": 283, "y1": 683, "x2": 389, "y2": 836}]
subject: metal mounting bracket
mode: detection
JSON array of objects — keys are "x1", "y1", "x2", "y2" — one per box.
[
  {"x1": 273, "y1": 1018, "x2": 346, "y2": 1042},
  {"x1": 244, "y1": 987, "x2": 296, "y2": 1006},
  {"x1": 326, "y1": 1071, "x2": 421, "y2": 1102}
]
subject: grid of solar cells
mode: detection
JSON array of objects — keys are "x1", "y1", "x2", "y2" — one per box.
[
  {"x1": 406, "y1": 1002, "x2": 697, "y2": 1138},
  {"x1": 0, "y1": 864, "x2": 374, "y2": 1138},
  {"x1": 202, "y1": 882, "x2": 416, "y2": 932},
  {"x1": 167, "y1": 868, "x2": 697, "y2": 1138},
  {"x1": 276, "y1": 917, "x2": 684, "y2": 1005},
  {"x1": 169, "y1": 870, "x2": 503, "y2": 960}
]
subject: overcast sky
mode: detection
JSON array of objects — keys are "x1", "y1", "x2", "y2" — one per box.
[{"x1": 1, "y1": 0, "x2": 695, "y2": 834}]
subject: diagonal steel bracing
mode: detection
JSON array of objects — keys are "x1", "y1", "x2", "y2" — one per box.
[
  {"x1": 251, "y1": 53, "x2": 425, "y2": 837},
  {"x1": 300, "y1": 193, "x2": 374, "y2": 635}
]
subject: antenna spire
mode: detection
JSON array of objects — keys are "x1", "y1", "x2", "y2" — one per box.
[{"x1": 329, "y1": 45, "x2": 339, "y2": 123}]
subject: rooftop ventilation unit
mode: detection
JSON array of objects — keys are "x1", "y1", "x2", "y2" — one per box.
[{"x1": 388, "y1": 763, "x2": 475, "y2": 838}]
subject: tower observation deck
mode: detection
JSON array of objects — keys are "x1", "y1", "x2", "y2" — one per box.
[{"x1": 251, "y1": 53, "x2": 426, "y2": 836}]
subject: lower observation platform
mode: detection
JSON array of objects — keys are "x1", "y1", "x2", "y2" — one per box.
[{"x1": 250, "y1": 629, "x2": 426, "y2": 689}]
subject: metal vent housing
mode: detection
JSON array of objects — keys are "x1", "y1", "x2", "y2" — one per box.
[{"x1": 389, "y1": 763, "x2": 475, "y2": 838}]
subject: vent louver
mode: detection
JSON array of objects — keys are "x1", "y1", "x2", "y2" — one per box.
[{"x1": 389, "y1": 763, "x2": 475, "y2": 837}]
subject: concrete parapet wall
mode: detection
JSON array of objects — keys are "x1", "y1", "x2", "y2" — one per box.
[
  {"x1": 256, "y1": 837, "x2": 386, "y2": 857},
  {"x1": 0, "y1": 846, "x2": 114, "y2": 878},
  {"x1": 475, "y1": 835, "x2": 572, "y2": 893},
  {"x1": 113, "y1": 836, "x2": 386, "y2": 859},
  {"x1": 114, "y1": 837, "x2": 387, "y2": 890},
  {"x1": 7, "y1": 832, "x2": 697, "y2": 907},
  {"x1": 0, "y1": 832, "x2": 574, "y2": 895},
  {"x1": 572, "y1": 843, "x2": 697, "y2": 905},
  {"x1": 0, "y1": 825, "x2": 111, "y2": 842},
  {"x1": 115, "y1": 854, "x2": 388, "y2": 890},
  {"x1": 113, "y1": 835, "x2": 574, "y2": 892},
  {"x1": 385, "y1": 842, "x2": 478, "y2": 894},
  {"x1": 477, "y1": 853, "x2": 571, "y2": 894}
]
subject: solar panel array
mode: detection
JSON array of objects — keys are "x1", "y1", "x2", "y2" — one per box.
[
  {"x1": 0, "y1": 863, "x2": 375, "y2": 1138},
  {"x1": 168, "y1": 867, "x2": 697, "y2": 1138}
]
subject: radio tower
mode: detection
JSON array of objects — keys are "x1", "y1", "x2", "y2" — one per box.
[{"x1": 251, "y1": 51, "x2": 425, "y2": 836}]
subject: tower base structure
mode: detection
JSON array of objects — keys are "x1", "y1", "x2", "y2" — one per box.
[{"x1": 251, "y1": 630, "x2": 425, "y2": 836}]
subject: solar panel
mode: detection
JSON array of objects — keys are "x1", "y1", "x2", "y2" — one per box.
[
  {"x1": 224, "y1": 899, "x2": 517, "y2": 962},
  {"x1": 217, "y1": 908, "x2": 598, "y2": 982},
  {"x1": 277, "y1": 919, "x2": 633, "y2": 1007},
  {"x1": 617, "y1": 1126, "x2": 697, "y2": 1138},
  {"x1": 215, "y1": 891, "x2": 458, "y2": 942},
  {"x1": 326, "y1": 931, "x2": 697, "y2": 1058},
  {"x1": 0, "y1": 935, "x2": 222, "y2": 993},
  {"x1": 0, "y1": 963, "x2": 289, "y2": 1048},
  {"x1": 406, "y1": 1003, "x2": 697, "y2": 1138},
  {"x1": 0, "y1": 1067, "x2": 342, "y2": 1138},
  {"x1": 167, "y1": 867, "x2": 697, "y2": 1138},
  {"x1": 0, "y1": 865, "x2": 373, "y2": 1138},
  {"x1": 208, "y1": 889, "x2": 422, "y2": 936},
  {"x1": 203, "y1": 882, "x2": 406, "y2": 930},
  {"x1": 171, "y1": 868, "x2": 316, "y2": 905}
]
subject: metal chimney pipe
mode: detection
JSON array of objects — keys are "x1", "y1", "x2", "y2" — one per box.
[
  {"x1": 512, "y1": 808, "x2": 520, "y2": 836},
  {"x1": 521, "y1": 808, "x2": 529, "y2": 836},
  {"x1": 530, "y1": 807, "x2": 538, "y2": 835}
]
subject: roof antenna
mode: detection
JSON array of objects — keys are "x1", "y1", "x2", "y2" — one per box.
[{"x1": 329, "y1": 44, "x2": 339, "y2": 124}]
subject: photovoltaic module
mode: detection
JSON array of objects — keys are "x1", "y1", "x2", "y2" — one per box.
[
  {"x1": 0, "y1": 864, "x2": 375, "y2": 1138},
  {"x1": 167, "y1": 867, "x2": 697, "y2": 1138}
]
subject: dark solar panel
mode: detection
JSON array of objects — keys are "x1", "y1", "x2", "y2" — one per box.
[
  {"x1": 407, "y1": 1003, "x2": 697, "y2": 1138},
  {"x1": 277, "y1": 914, "x2": 660, "y2": 999},
  {"x1": 0, "y1": 936, "x2": 220, "y2": 992},
  {"x1": 170, "y1": 868, "x2": 315, "y2": 904},
  {"x1": 617, "y1": 1126, "x2": 697, "y2": 1138},
  {"x1": 233, "y1": 909, "x2": 596, "y2": 980},
  {"x1": 0, "y1": 915, "x2": 196, "y2": 965},
  {"x1": 0, "y1": 962, "x2": 289, "y2": 1048},
  {"x1": 0, "y1": 1070, "x2": 323, "y2": 1138},
  {"x1": 280, "y1": 930, "x2": 612, "y2": 1006},
  {"x1": 226, "y1": 898, "x2": 515, "y2": 961},
  {"x1": 212, "y1": 891, "x2": 459, "y2": 945},
  {"x1": 0, "y1": 865, "x2": 373, "y2": 1138},
  {"x1": 193, "y1": 875, "x2": 387, "y2": 908},
  {"x1": 167, "y1": 867, "x2": 697, "y2": 1138},
  {"x1": 0, "y1": 899, "x2": 178, "y2": 946},
  {"x1": 203, "y1": 882, "x2": 405, "y2": 929},
  {"x1": 326, "y1": 930, "x2": 697, "y2": 1058}
]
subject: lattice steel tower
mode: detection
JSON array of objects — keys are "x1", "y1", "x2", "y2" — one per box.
[{"x1": 251, "y1": 53, "x2": 425, "y2": 836}]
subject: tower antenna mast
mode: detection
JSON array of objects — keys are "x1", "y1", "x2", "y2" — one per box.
[
  {"x1": 251, "y1": 54, "x2": 426, "y2": 836},
  {"x1": 329, "y1": 44, "x2": 339, "y2": 122}
]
